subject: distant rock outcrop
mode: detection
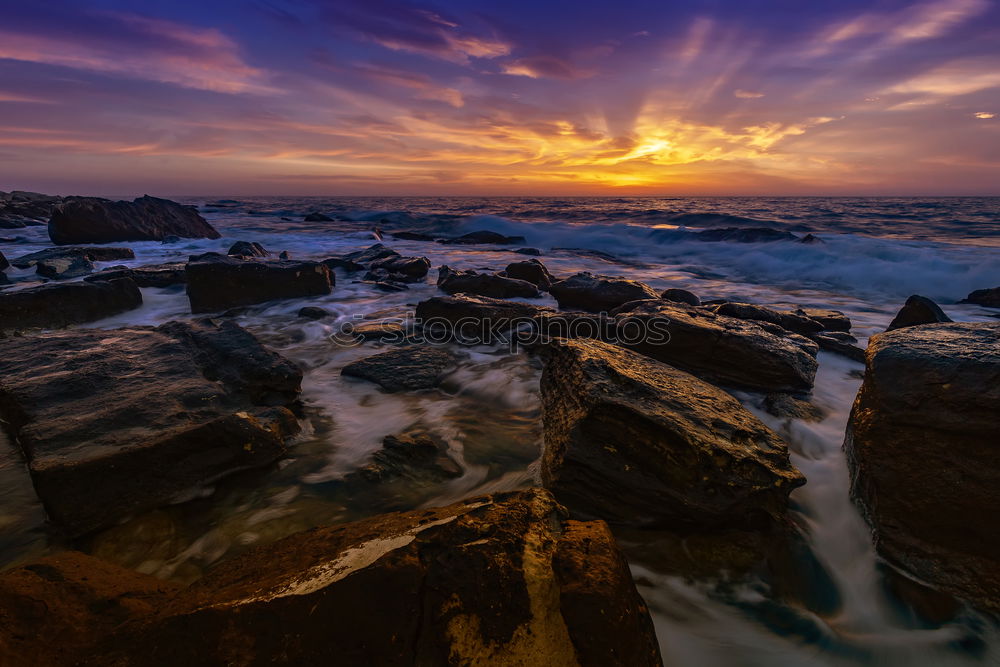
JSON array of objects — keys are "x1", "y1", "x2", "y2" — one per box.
[{"x1": 48, "y1": 196, "x2": 220, "y2": 244}]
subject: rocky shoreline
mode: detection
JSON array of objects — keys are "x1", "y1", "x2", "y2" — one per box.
[{"x1": 1, "y1": 193, "x2": 999, "y2": 664}]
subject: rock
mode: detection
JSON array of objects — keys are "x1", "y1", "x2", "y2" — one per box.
[
  {"x1": 616, "y1": 301, "x2": 819, "y2": 392},
  {"x1": 809, "y1": 331, "x2": 866, "y2": 362},
  {"x1": 35, "y1": 255, "x2": 95, "y2": 279},
  {"x1": 549, "y1": 272, "x2": 659, "y2": 313},
  {"x1": 762, "y1": 393, "x2": 826, "y2": 422},
  {"x1": 351, "y1": 431, "x2": 462, "y2": 484},
  {"x1": 160, "y1": 235, "x2": 181, "y2": 244},
  {"x1": 659, "y1": 288, "x2": 700, "y2": 306},
  {"x1": 503, "y1": 258, "x2": 555, "y2": 290},
  {"x1": 322, "y1": 256, "x2": 365, "y2": 272},
  {"x1": 0, "y1": 278, "x2": 142, "y2": 331},
  {"x1": 796, "y1": 308, "x2": 851, "y2": 332},
  {"x1": 84, "y1": 263, "x2": 187, "y2": 288},
  {"x1": 846, "y1": 322, "x2": 1000, "y2": 611},
  {"x1": 279, "y1": 251, "x2": 291, "y2": 260},
  {"x1": 415, "y1": 295, "x2": 553, "y2": 341},
  {"x1": 342, "y1": 345, "x2": 461, "y2": 392},
  {"x1": 886, "y1": 295, "x2": 952, "y2": 331},
  {"x1": 711, "y1": 302, "x2": 824, "y2": 335},
  {"x1": 797, "y1": 233, "x2": 824, "y2": 244},
  {"x1": 514, "y1": 247, "x2": 542, "y2": 256},
  {"x1": 439, "y1": 230, "x2": 526, "y2": 245},
  {"x1": 0, "y1": 250, "x2": 8, "y2": 271},
  {"x1": 48, "y1": 196, "x2": 220, "y2": 245},
  {"x1": 369, "y1": 254, "x2": 431, "y2": 282},
  {"x1": 437, "y1": 266, "x2": 540, "y2": 299},
  {"x1": 343, "y1": 243, "x2": 399, "y2": 264},
  {"x1": 959, "y1": 286, "x2": 1000, "y2": 308},
  {"x1": 78, "y1": 489, "x2": 661, "y2": 666},
  {"x1": 297, "y1": 306, "x2": 330, "y2": 320},
  {"x1": 391, "y1": 231, "x2": 437, "y2": 241},
  {"x1": 0, "y1": 190, "x2": 63, "y2": 228},
  {"x1": 186, "y1": 253, "x2": 333, "y2": 313},
  {"x1": 10, "y1": 246, "x2": 135, "y2": 269},
  {"x1": 693, "y1": 227, "x2": 797, "y2": 243},
  {"x1": 227, "y1": 241, "x2": 268, "y2": 258},
  {"x1": 350, "y1": 320, "x2": 410, "y2": 342},
  {"x1": 524, "y1": 311, "x2": 617, "y2": 347},
  {"x1": 303, "y1": 212, "x2": 333, "y2": 222},
  {"x1": 0, "y1": 320, "x2": 302, "y2": 536},
  {"x1": 540, "y1": 339, "x2": 804, "y2": 529}
]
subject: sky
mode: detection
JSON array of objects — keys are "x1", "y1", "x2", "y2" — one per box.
[{"x1": 0, "y1": 0, "x2": 998, "y2": 196}]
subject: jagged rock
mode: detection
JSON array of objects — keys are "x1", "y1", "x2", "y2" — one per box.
[
  {"x1": 549, "y1": 272, "x2": 659, "y2": 313},
  {"x1": 227, "y1": 241, "x2": 269, "y2": 258},
  {"x1": 710, "y1": 302, "x2": 824, "y2": 335},
  {"x1": 809, "y1": 331, "x2": 866, "y2": 362},
  {"x1": 35, "y1": 255, "x2": 94, "y2": 279},
  {"x1": 796, "y1": 308, "x2": 851, "y2": 332},
  {"x1": 297, "y1": 306, "x2": 330, "y2": 320},
  {"x1": 48, "y1": 196, "x2": 220, "y2": 245},
  {"x1": 503, "y1": 258, "x2": 555, "y2": 290},
  {"x1": 186, "y1": 253, "x2": 332, "y2": 313},
  {"x1": 84, "y1": 263, "x2": 187, "y2": 288},
  {"x1": 10, "y1": 246, "x2": 135, "y2": 269},
  {"x1": 846, "y1": 322, "x2": 1000, "y2": 611},
  {"x1": 959, "y1": 286, "x2": 1000, "y2": 308},
  {"x1": 369, "y1": 254, "x2": 430, "y2": 282},
  {"x1": 616, "y1": 301, "x2": 819, "y2": 392},
  {"x1": 342, "y1": 345, "x2": 462, "y2": 392},
  {"x1": 0, "y1": 278, "x2": 142, "y2": 331},
  {"x1": 659, "y1": 288, "x2": 700, "y2": 306},
  {"x1": 303, "y1": 212, "x2": 333, "y2": 222},
  {"x1": 0, "y1": 320, "x2": 302, "y2": 536},
  {"x1": 694, "y1": 227, "x2": 797, "y2": 243},
  {"x1": 437, "y1": 266, "x2": 540, "y2": 299},
  {"x1": 439, "y1": 230, "x2": 526, "y2": 245},
  {"x1": 886, "y1": 295, "x2": 952, "y2": 331},
  {"x1": 540, "y1": 339, "x2": 804, "y2": 529}
]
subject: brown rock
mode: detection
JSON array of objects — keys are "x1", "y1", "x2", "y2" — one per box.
[
  {"x1": 10, "y1": 246, "x2": 135, "y2": 269},
  {"x1": 186, "y1": 253, "x2": 332, "y2": 313},
  {"x1": 48, "y1": 196, "x2": 220, "y2": 245},
  {"x1": 438, "y1": 265, "x2": 540, "y2": 299},
  {"x1": 885, "y1": 295, "x2": 952, "y2": 331},
  {"x1": 0, "y1": 278, "x2": 142, "y2": 331},
  {"x1": 549, "y1": 272, "x2": 659, "y2": 313},
  {"x1": 85, "y1": 263, "x2": 187, "y2": 287},
  {"x1": 504, "y1": 258, "x2": 555, "y2": 290},
  {"x1": 342, "y1": 345, "x2": 462, "y2": 392},
  {"x1": 959, "y1": 286, "x2": 1000, "y2": 308},
  {"x1": 659, "y1": 288, "x2": 700, "y2": 306}
]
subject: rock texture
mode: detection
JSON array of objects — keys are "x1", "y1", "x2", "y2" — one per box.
[
  {"x1": 0, "y1": 278, "x2": 142, "y2": 331},
  {"x1": 438, "y1": 266, "x2": 540, "y2": 299},
  {"x1": 846, "y1": 322, "x2": 1000, "y2": 611},
  {"x1": 549, "y1": 273, "x2": 659, "y2": 313},
  {"x1": 710, "y1": 302, "x2": 824, "y2": 335},
  {"x1": 186, "y1": 253, "x2": 332, "y2": 313},
  {"x1": 84, "y1": 263, "x2": 187, "y2": 288},
  {"x1": 342, "y1": 345, "x2": 462, "y2": 392},
  {"x1": 0, "y1": 190, "x2": 62, "y2": 228},
  {"x1": 415, "y1": 295, "x2": 553, "y2": 339},
  {"x1": 540, "y1": 339, "x2": 804, "y2": 529},
  {"x1": 35, "y1": 255, "x2": 94, "y2": 279},
  {"x1": 48, "y1": 196, "x2": 220, "y2": 245},
  {"x1": 504, "y1": 259, "x2": 555, "y2": 290},
  {"x1": 0, "y1": 320, "x2": 302, "y2": 536},
  {"x1": 227, "y1": 241, "x2": 269, "y2": 258},
  {"x1": 886, "y1": 295, "x2": 952, "y2": 331},
  {"x1": 369, "y1": 254, "x2": 431, "y2": 282}
]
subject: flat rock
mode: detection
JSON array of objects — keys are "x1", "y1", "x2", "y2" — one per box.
[
  {"x1": 0, "y1": 278, "x2": 142, "y2": 331},
  {"x1": 437, "y1": 266, "x2": 540, "y2": 299},
  {"x1": 959, "y1": 286, "x2": 1000, "y2": 308},
  {"x1": 84, "y1": 263, "x2": 187, "y2": 288},
  {"x1": 809, "y1": 331, "x2": 865, "y2": 362},
  {"x1": 35, "y1": 255, "x2": 94, "y2": 279},
  {"x1": 10, "y1": 246, "x2": 135, "y2": 269},
  {"x1": 0, "y1": 320, "x2": 302, "y2": 537},
  {"x1": 503, "y1": 258, "x2": 555, "y2": 290},
  {"x1": 549, "y1": 272, "x2": 659, "y2": 313},
  {"x1": 541, "y1": 339, "x2": 804, "y2": 529},
  {"x1": 846, "y1": 322, "x2": 1000, "y2": 612},
  {"x1": 711, "y1": 302, "x2": 824, "y2": 335},
  {"x1": 797, "y1": 308, "x2": 851, "y2": 332},
  {"x1": 415, "y1": 295, "x2": 553, "y2": 343},
  {"x1": 342, "y1": 345, "x2": 461, "y2": 392},
  {"x1": 186, "y1": 253, "x2": 332, "y2": 313},
  {"x1": 886, "y1": 295, "x2": 952, "y2": 331},
  {"x1": 369, "y1": 254, "x2": 430, "y2": 281},
  {"x1": 49, "y1": 196, "x2": 220, "y2": 245},
  {"x1": 438, "y1": 230, "x2": 526, "y2": 245},
  {"x1": 693, "y1": 227, "x2": 797, "y2": 243}
]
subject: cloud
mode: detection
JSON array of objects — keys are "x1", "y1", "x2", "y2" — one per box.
[
  {"x1": 734, "y1": 89, "x2": 764, "y2": 99},
  {"x1": 885, "y1": 58, "x2": 1000, "y2": 98},
  {"x1": 974, "y1": 112, "x2": 995, "y2": 119},
  {"x1": 500, "y1": 56, "x2": 595, "y2": 80},
  {"x1": 350, "y1": 62, "x2": 464, "y2": 107}
]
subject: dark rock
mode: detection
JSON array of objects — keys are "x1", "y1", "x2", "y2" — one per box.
[
  {"x1": 415, "y1": 295, "x2": 553, "y2": 340},
  {"x1": 0, "y1": 250, "x2": 8, "y2": 271},
  {"x1": 711, "y1": 302, "x2": 824, "y2": 335},
  {"x1": 49, "y1": 196, "x2": 220, "y2": 245},
  {"x1": 370, "y1": 279, "x2": 409, "y2": 292},
  {"x1": 342, "y1": 345, "x2": 461, "y2": 392},
  {"x1": 391, "y1": 231, "x2": 436, "y2": 241},
  {"x1": 0, "y1": 190, "x2": 63, "y2": 228},
  {"x1": 886, "y1": 295, "x2": 952, "y2": 331},
  {"x1": 514, "y1": 247, "x2": 542, "y2": 256},
  {"x1": 227, "y1": 241, "x2": 269, "y2": 258},
  {"x1": 278, "y1": 251, "x2": 290, "y2": 260},
  {"x1": 352, "y1": 431, "x2": 461, "y2": 484},
  {"x1": 616, "y1": 301, "x2": 819, "y2": 392},
  {"x1": 524, "y1": 311, "x2": 617, "y2": 347},
  {"x1": 186, "y1": 254, "x2": 333, "y2": 313},
  {"x1": 303, "y1": 212, "x2": 333, "y2": 222},
  {"x1": 84, "y1": 263, "x2": 187, "y2": 288},
  {"x1": 796, "y1": 308, "x2": 851, "y2": 332},
  {"x1": 344, "y1": 243, "x2": 399, "y2": 264},
  {"x1": 763, "y1": 393, "x2": 826, "y2": 422},
  {"x1": 0, "y1": 320, "x2": 302, "y2": 536},
  {"x1": 694, "y1": 227, "x2": 797, "y2": 243},
  {"x1": 797, "y1": 233, "x2": 824, "y2": 244},
  {"x1": 437, "y1": 266, "x2": 540, "y2": 299},
  {"x1": 298, "y1": 306, "x2": 330, "y2": 320},
  {"x1": 35, "y1": 255, "x2": 95, "y2": 280},
  {"x1": 540, "y1": 338, "x2": 804, "y2": 529},
  {"x1": 809, "y1": 331, "x2": 866, "y2": 362},
  {"x1": 659, "y1": 288, "x2": 700, "y2": 306},
  {"x1": 0, "y1": 278, "x2": 142, "y2": 331},
  {"x1": 369, "y1": 254, "x2": 431, "y2": 281},
  {"x1": 959, "y1": 286, "x2": 1000, "y2": 308},
  {"x1": 503, "y1": 258, "x2": 555, "y2": 290},
  {"x1": 549, "y1": 272, "x2": 659, "y2": 313},
  {"x1": 439, "y1": 230, "x2": 526, "y2": 245},
  {"x1": 160, "y1": 235, "x2": 181, "y2": 244},
  {"x1": 846, "y1": 322, "x2": 1000, "y2": 612},
  {"x1": 322, "y1": 257, "x2": 365, "y2": 272},
  {"x1": 10, "y1": 246, "x2": 135, "y2": 269},
  {"x1": 350, "y1": 320, "x2": 410, "y2": 342}
]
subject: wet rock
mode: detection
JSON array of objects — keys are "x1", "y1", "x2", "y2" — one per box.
[
  {"x1": 439, "y1": 230, "x2": 526, "y2": 245},
  {"x1": 0, "y1": 278, "x2": 142, "y2": 331},
  {"x1": 344, "y1": 243, "x2": 400, "y2": 264},
  {"x1": 322, "y1": 256, "x2": 365, "y2": 272},
  {"x1": 437, "y1": 265, "x2": 540, "y2": 299},
  {"x1": 959, "y1": 286, "x2": 1000, "y2": 308},
  {"x1": 0, "y1": 320, "x2": 303, "y2": 536},
  {"x1": 711, "y1": 302, "x2": 824, "y2": 335},
  {"x1": 616, "y1": 301, "x2": 819, "y2": 392},
  {"x1": 762, "y1": 393, "x2": 826, "y2": 422},
  {"x1": 549, "y1": 272, "x2": 659, "y2": 313},
  {"x1": 694, "y1": 227, "x2": 797, "y2": 243},
  {"x1": 796, "y1": 308, "x2": 851, "y2": 332},
  {"x1": 351, "y1": 431, "x2": 462, "y2": 484},
  {"x1": 514, "y1": 247, "x2": 542, "y2": 256},
  {"x1": 415, "y1": 294, "x2": 553, "y2": 340},
  {"x1": 659, "y1": 287, "x2": 700, "y2": 306},
  {"x1": 297, "y1": 306, "x2": 330, "y2": 320},
  {"x1": 369, "y1": 254, "x2": 431, "y2": 281},
  {"x1": 303, "y1": 212, "x2": 333, "y2": 222},
  {"x1": 49, "y1": 196, "x2": 220, "y2": 245},
  {"x1": 227, "y1": 241, "x2": 269, "y2": 258},
  {"x1": 10, "y1": 246, "x2": 135, "y2": 269},
  {"x1": 885, "y1": 295, "x2": 952, "y2": 331},
  {"x1": 0, "y1": 250, "x2": 8, "y2": 271},
  {"x1": 161, "y1": 235, "x2": 181, "y2": 244},
  {"x1": 796, "y1": 233, "x2": 824, "y2": 244},
  {"x1": 35, "y1": 255, "x2": 94, "y2": 279},
  {"x1": 84, "y1": 263, "x2": 187, "y2": 288},
  {"x1": 0, "y1": 190, "x2": 63, "y2": 228},
  {"x1": 808, "y1": 331, "x2": 865, "y2": 362},
  {"x1": 279, "y1": 251, "x2": 291, "y2": 260},
  {"x1": 391, "y1": 231, "x2": 437, "y2": 241},
  {"x1": 350, "y1": 320, "x2": 410, "y2": 342},
  {"x1": 846, "y1": 322, "x2": 1000, "y2": 612},
  {"x1": 540, "y1": 338, "x2": 804, "y2": 529},
  {"x1": 186, "y1": 253, "x2": 333, "y2": 313},
  {"x1": 342, "y1": 345, "x2": 461, "y2": 392},
  {"x1": 503, "y1": 258, "x2": 555, "y2": 290},
  {"x1": 525, "y1": 311, "x2": 617, "y2": 346}
]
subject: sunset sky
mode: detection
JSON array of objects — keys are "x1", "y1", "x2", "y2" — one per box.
[{"x1": 0, "y1": 0, "x2": 998, "y2": 196}]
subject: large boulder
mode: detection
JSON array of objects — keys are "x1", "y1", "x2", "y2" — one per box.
[
  {"x1": 88, "y1": 489, "x2": 661, "y2": 666},
  {"x1": 10, "y1": 246, "x2": 135, "y2": 269},
  {"x1": 959, "y1": 286, "x2": 1000, "y2": 308},
  {"x1": 85, "y1": 263, "x2": 187, "y2": 288},
  {"x1": 342, "y1": 345, "x2": 462, "y2": 392},
  {"x1": 886, "y1": 295, "x2": 952, "y2": 331},
  {"x1": 415, "y1": 295, "x2": 553, "y2": 344},
  {"x1": 540, "y1": 339, "x2": 804, "y2": 529},
  {"x1": 0, "y1": 278, "x2": 142, "y2": 331},
  {"x1": 48, "y1": 196, "x2": 220, "y2": 245},
  {"x1": 659, "y1": 288, "x2": 700, "y2": 306},
  {"x1": 617, "y1": 301, "x2": 819, "y2": 392},
  {"x1": 186, "y1": 253, "x2": 332, "y2": 313},
  {"x1": 549, "y1": 273, "x2": 659, "y2": 313},
  {"x1": 369, "y1": 254, "x2": 431, "y2": 282},
  {"x1": 0, "y1": 320, "x2": 303, "y2": 536},
  {"x1": 437, "y1": 266, "x2": 540, "y2": 299},
  {"x1": 846, "y1": 322, "x2": 1000, "y2": 611},
  {"x1": 504, "y1": 258, "x2": 555, "y2": 290}
]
